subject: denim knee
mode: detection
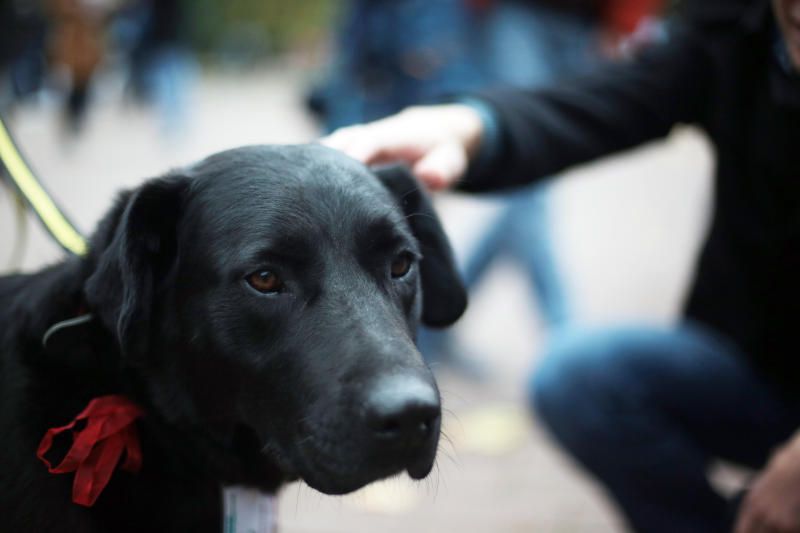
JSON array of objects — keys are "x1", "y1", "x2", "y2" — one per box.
[{"x1": 528, "y1": 328, "x2": 632, "y2": 451}]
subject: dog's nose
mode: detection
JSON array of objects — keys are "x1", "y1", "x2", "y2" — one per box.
[{"x1": 364, "y1": 374, "x2": 440, "y2": 447}]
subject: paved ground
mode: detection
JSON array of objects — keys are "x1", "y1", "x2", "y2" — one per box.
[{"x1": 0, "y1": 65, "x2": 713, "y2": 532}]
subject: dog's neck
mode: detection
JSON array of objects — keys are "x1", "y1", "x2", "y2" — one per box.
[{"x1": 14, "y1": 257, "x2": 288, "y2": 499}]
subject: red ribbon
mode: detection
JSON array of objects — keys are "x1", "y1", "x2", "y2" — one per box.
[{"x1": 37, "y1": 395, "x2": 144, "y2": 507}]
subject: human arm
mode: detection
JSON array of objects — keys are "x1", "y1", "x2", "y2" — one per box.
[
  {"x1": 322, "y1": 21, "x2": 711, "y2": 192},
  {"x1": 460, "y1": 21, "x2": 711, "y2": 192}
]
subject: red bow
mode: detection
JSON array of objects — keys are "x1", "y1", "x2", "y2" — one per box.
[{"x1": 37, "y1": 395, "x2": 144, "y2": 507}]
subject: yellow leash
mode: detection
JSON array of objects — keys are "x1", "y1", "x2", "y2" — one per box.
[{"x1": 0, "y1": 115, "x2": 87, "y2": 256}]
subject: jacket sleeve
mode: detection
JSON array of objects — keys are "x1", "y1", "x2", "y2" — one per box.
[{"x1": 459, "y1": 23, "x2": 712, "y2": 193}]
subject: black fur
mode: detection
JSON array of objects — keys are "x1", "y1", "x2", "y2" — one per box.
[{"x1": 0, "y1": 145, "x2": 466, "y2": 532}]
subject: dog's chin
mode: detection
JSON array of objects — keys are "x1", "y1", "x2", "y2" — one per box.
[
  {"x1": 302, "y1": 470, "x2": 386, "y2": 496},
  {"x1": 406, "y1": 453, "x2": 436, "y2": 480},
  {"x1": 291, "y1": 446, "x2": 438, "y2": 496}
]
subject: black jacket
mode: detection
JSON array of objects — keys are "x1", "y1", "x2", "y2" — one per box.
[{"x1": 463, "y1": 0, "x2": 800, "y2": 390}]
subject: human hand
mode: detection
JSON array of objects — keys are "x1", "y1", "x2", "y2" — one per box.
[
  {"x1": 735, "y1": 432, "x2": 800, "y2": 533},
  {"x1": 320, "y1": 104, "x2": 484, "y2": 191}
]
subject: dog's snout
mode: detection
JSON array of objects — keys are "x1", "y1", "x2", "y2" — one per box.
[{"x1": 364, "y1": 375, "x2": 440, "y2": 447}]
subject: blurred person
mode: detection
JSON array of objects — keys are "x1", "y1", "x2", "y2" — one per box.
[
  {"x1": 307, "y1": 0, "x2": 482, "y2": 132},
  {"x1": 418, "y1": 0, "x2": 664, "y2": 370},
  {"x1": 0, "y1": 1, "x2": 48, "y2": 109},
  {"x1": 310, "y1": 0, "x2": 663, "y2": 375},
  {"x1": 46, "y1": 0, "x2": 115, "y2": 130},
  {"x1": 122, "y1": 0, "x2": 195, "y2": 136},
  {"x1": 307, "y1": 0, "x2": 485, "y2": 374},
  {"x1": 5, "y1": 0, "x2": 193, "y2": 135},
  {"x1": 322, "y1": 0, "x2": 800, "y2": 531}
]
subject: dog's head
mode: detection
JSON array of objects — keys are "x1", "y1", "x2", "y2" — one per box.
[{"x1": 83, "y1": 145, "x2": 466, "y2": 494}]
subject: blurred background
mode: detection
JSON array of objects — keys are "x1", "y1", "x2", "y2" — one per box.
[{"x1": 0, "y1": 0, "x2": 712, "y2": 531}]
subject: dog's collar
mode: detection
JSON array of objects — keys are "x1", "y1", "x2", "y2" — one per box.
[{"x1": 42, "y1": 313, "x2": 95, "y2": 348}]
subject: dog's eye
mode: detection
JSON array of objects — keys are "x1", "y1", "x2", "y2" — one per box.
[
  {"x1": 390, "y1": 253, "x2": 414, "y2": 279},
  {"x1": 246, "y1": 270, "x2": 283, "y2": 293}
]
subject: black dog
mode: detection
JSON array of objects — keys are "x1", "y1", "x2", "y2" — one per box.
[{"x1": 0, "y1": 145, "x2": 466, "y2": 532}]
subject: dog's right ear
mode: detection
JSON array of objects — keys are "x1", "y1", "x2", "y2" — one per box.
[
  {"x1": 372, "y1": 164, "x2": 467, "y2": 328},
  {"x1": 84, "y1": 175, "x2": 190, "y2": 359}
]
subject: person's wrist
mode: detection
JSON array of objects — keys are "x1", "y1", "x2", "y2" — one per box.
[{"x1": 445, "y1": 104, "x2": 484, "y2": 160}]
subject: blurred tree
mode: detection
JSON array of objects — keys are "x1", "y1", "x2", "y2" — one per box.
[{"x1": 188, "y1": 0, "x2": 336, "y2": 61}]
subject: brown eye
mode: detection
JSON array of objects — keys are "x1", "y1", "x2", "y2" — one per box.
[
  {"x1": 390, "y1": 253, "x2": 414, "y2": 279},
  {"x1": 246, "y1": 270, "x2": 283, "y2": 293}
]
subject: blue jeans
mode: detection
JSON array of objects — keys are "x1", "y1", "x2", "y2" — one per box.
[
  {"x1": 462, "y1": 3, "x2": 599, "y2": 328},
  {"x1": 459, "y1": 182, "x2": 570, "y2": 328},
  {"x1": 475, "y1": 2, "x2": 598, "y2": 85},
  {"x1": 531, "y1": 324, "x2": 800, "y2": 533}
]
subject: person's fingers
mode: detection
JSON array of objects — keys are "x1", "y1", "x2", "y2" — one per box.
[
  {"x1": 320, "y1": 104, "x2": 479, "y2": 186},
  {"x1": 412, "y1": 141, "x2": 468, "y2": 191},
  {"x1": 735, "y1": 495, "x2": 781, "y2": 533},
  {"x1": 734, "y1": 501, "x2": 756, "y2": 533},
  {"x1": 735, "y1": 516, "x2": 757, "y2": 533},
  {"x1": 322, "y1": 123, "x2": 415, "y2": 165},
  {"x1": 319, "y1": 127, "x2": 350, "y2": 149},
  {"x1": 319, "y1": 125, "x2": 363, "y2": 154},
  {"x1": 345, "y1": 138, "x2": 383, "y2": 164}
]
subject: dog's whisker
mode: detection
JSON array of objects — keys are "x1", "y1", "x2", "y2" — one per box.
[
  {"x1": 436, "y1": 438, "x2": 460, "y2": 468},
  {"x1": 399, "y1": 186, "x2": 421, "y2": 201},
  {"x1": 439, "y1": 387, "x2": 469, "y2": 404},
  {"x1": 404, "y1": 212, "x2": 436, "y2": 222},
  {"x1": 441, "y1": 408, "x2": 465, "y2": 435},
  {"x1": 441, "y1": 406, "x2": 458, "y2": 417},
  {"x1": 424, "y1": 461, "x2": 440, "y2": 501}
]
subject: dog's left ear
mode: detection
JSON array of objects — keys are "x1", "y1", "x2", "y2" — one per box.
[
  {"x1": 372, "y1": 164, "x2": 467, "y2": 327},
  {"x1": 84, "y1": 175, "x2": 190, "y2": 359}
]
